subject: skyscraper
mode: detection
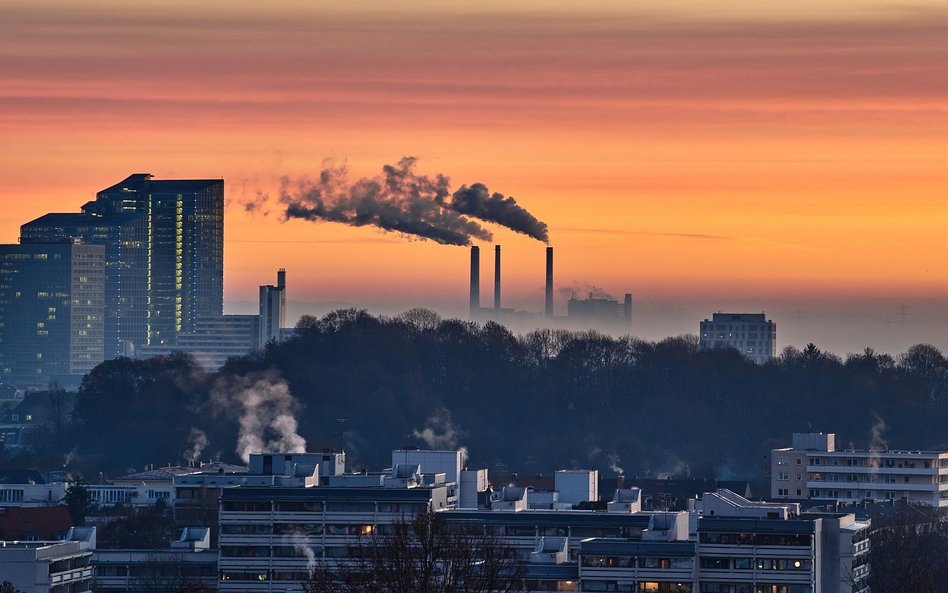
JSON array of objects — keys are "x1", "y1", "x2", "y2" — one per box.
[
  {"x1": 22, "y1": 174, "x2": 224, "y2": 355},
  {"x1": 22, "y1": 212, "x2": 147, "y2": 358},
  {"x1": 0, "y1": 241, "x2": 105, "y2": 387}
]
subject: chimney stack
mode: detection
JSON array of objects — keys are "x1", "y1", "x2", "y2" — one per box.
[
  {"x1": 470, "y1": 246, "x2": 480, "y2": 317},
  {"x1": 624, "y1": 293, "x2": 633, "y2": 328},
  {"x1": 277, "y1": 268, "x2": 286, "y2": 290},
  {"x1": 494, "y1": 245, "x2": 501, "y2": 310},
  {"x1": 545, "y1": 247, "x2": 554, "y2": 318}
]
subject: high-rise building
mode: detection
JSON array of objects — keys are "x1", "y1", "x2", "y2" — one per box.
[
  {"x1": 0, "y1": 241, "x2": 105, "y2": 388},
  {"x1": 90, "y1": 174, "x2": 224, "y2": 347},
  {"x1": 699, "y1": 312, "x2": 776, "y2": 364},
  {"x1": 22, "y1": 212, "x2": 147, "y2": 358},
  {"x1": 22, "y1": 174, "x2": 224, "y2": 355},
  {"x1": 258, "y1": 269, "x2": 286, "y2": 348}
]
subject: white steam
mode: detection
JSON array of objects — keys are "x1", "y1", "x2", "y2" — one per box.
[
  {"x1": 184, "y1": 428, "x2": 209, "y2": 463},
  {"x1": 412, "y1": 407, "x2": 465, "y2": 450},
  {"x1": 212, "y1": 372, "x2": 307, "y2": 463}
]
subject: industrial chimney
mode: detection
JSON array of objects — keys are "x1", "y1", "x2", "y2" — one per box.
[
  {"x1": 623, "y1": 293, "x2": 633, "y2": 328},
  {"x1": 545, "y1": 247, "x2": 554, "y2": 318},
  {"x1": 470, "y1": 246, "x2": 480, "y2": 317},
  {"x1": 494, "y1": 245, "x2": 501, "y2": 310}
]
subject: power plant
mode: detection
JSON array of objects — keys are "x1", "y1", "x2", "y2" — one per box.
[{"x1": 468, "y1": 245, "x2": 633, "y2": 332}]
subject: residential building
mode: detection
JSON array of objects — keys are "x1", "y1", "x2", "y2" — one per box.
[
  {"x1": 0, "y1": 527, "x2": 95, "y2": 593},
  {"x1": 213, "y1": 447, "x2": 866, "y2": 593},
  {"x1": 771, "y1": 432, "x2": 948, "y2": 507},
  {"x1": 92, "y1": 528, "x2": 217, "y2": 592},
  {"x1": 0, "y1": 241, "x2": 105, "y2": 388},
  {"x1": 699, "y1": 313, "x2": 776, "y2": 364}
]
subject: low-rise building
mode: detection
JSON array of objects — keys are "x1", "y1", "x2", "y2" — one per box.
[
  {"x1": 0, "y1": 527, "x2": 95, "y2": 593},
  {"x1": 771, "y1": 432, "x2": 948, "y2": 507}
]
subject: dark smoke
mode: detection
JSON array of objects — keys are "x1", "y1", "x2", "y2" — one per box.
[
  {"x1": 279, "y1": 157, "x2": 548, "y2": 246},
  {"x1": 449, "y1": 183, "x2": 549, "y2": 243}
]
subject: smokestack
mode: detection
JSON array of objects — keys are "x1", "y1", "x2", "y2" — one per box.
[
  {"x1": 494, "y1": 245, "x2": 501, "y2": 310},
  {"x1": 470, "y1": 246, "x2": 480, "y2": 316},
  {"x1": 545, "y1": 247, "x2": 554, "y2": 318},
  {"x1": 277, "y1": 268, "x2": 286, "y2": 290},
  {"x1": 624, "y1": 293, "x2": 633, "y2": 328}
]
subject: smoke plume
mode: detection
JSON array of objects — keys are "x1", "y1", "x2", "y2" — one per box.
[
  {"x1": 279, "y1": 157, "x2": 548, "y2": 245},
  {"x1": 607, "y1": 452, "x2": 625, "y2": 476},
  {"x1": 212, "y1": 372, "x2": 307, "y2": 463},
  {"x1": 449, "y1": 183, "x2": 549, "y2": 243}
]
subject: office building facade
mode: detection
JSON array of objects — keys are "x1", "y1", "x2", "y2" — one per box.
[
  {"x1": 0, "y1": 242, "x2": 105, "y2": 388},
  {"x1": 22, "y1": 174, "x2": 224, "y2": 356}
]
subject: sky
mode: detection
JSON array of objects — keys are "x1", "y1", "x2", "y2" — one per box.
[{"x1": 2, "y1": 0, "x2": 948, "y2": 354}]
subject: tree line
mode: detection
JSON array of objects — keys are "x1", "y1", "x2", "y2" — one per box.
[{"x1": 4, "y1": 308, "x2": 948, "y2": 480}]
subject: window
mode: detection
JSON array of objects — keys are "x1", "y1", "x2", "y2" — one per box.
[
  {"x1": 777, "y1": 457, "x2": 789, "y2": 466},
  {"x1": 777, "y1": 473, "x2": 789, "y2": 481}
]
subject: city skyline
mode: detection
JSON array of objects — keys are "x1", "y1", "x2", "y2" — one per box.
[{"x1": 3, "y1": 1, "x2": 948, "y2": 354}]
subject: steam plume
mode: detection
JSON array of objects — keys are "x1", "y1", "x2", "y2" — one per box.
[
  {"x1": 279, "y1": 157, "x2": 549, "y2": 245},
  {"x1": 412, "y1": 407, "x2": 465, "y2": 450},
  {"x1": 289, "y1": 532, "x2": 318, "y2": 576},
  {"x1": 183, "y1": 428, "x2": 208, "y2": 463},
  {"x1": 212, "y1": 372, "x2": 307, "y2": 463}
]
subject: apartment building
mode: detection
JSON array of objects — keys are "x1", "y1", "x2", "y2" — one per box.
[
  {"x1": 214, "y1": 447, "x2": 867, "y2": 593},
  {"x1": 771, "y1": 432, "x2": 948, "y2": 507}
]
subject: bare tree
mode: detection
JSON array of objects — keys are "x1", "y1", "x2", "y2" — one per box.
[
  {"x1": 868, "y1": 502, "x2": 948, "y2": 593},
  {"x1": 303, "y1": 511, "x2": 524, "y2": 593}
]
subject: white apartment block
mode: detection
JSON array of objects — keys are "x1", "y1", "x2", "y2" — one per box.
[
  {"x1": 699, "y1": 313, "x2": 776, "y2": 364},
  {"x1": 771, "y1": 432, "x2": 948, "y2": 507}
]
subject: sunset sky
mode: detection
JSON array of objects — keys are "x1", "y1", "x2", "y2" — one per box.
[{"x1": 3, "y1": 0, "x2": 948, "y2": 353}]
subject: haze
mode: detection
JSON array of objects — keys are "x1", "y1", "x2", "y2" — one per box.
[{"x1": 3, "y1": 0, "x2": 948, "y2": 355}]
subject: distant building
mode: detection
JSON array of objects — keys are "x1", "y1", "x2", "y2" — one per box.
[
  {"x1": 22, "y1": 173, "x2": 224, "y2": 355},
  {"x1": 0, "y1": 241, "x2": 105, "y2": 388},
  {"x1": 134, "y1": 314, "x2": 260, "y2": 371},
  {"x1": 258, "y1": 268, "x2": 286, "y2": 348},
  {"x1": 566, "y1": 292, "x2": 633, "y2": 331},
  {"x1": 771, "y1": 432, "x2": 948, "y2": 507},
  {"x1": 699, "y1": 312, "x2": 776, "y2": 364},
  {"x1": 135, "y1": 269, "x2": 289, "y2": 370}
]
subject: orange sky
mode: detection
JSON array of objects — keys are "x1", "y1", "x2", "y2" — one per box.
[{"x1": 2, "y1": 1, "x2": 948, "y2": 352}]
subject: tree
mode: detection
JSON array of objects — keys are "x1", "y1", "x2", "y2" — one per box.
[
  {"x1": 868, "y1": 502, "x2": 948, "y2": 593},
  {"x1": 63, "y1": 478, "x2": 92, "y2": 526},
  {"x1": 0, "y1": 582, "x2": 25, "y2": 593},
  {"x1": 303, "y1": 510, "x2": 524, "y2": 593}
]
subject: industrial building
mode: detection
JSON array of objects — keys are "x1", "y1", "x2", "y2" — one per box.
[
  {"x1": 467, "y1": 245, "x2": 633, "y2": 333},
  {"x1": 771, "y1": 432, "x2": 948, "y2": 507},
  {"x1": 0, "y1": 241, "x2": 105, "y2": 388},
  {"x1": 699, "y1": 313, "x2": 776, "y2": 364},
  {"x1": 567, "y1": 292, "x2": 633, "y2": 331}
]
